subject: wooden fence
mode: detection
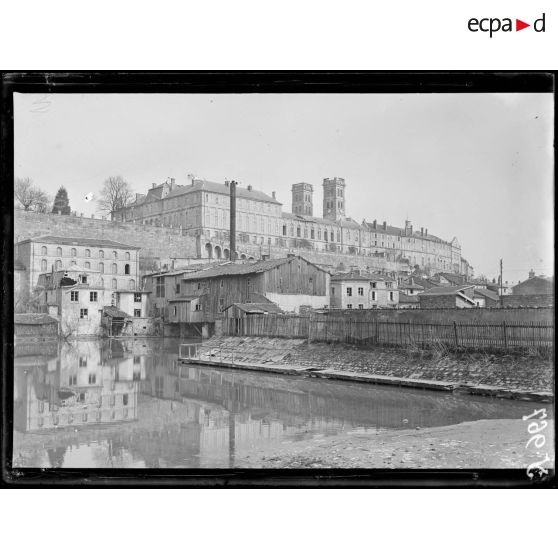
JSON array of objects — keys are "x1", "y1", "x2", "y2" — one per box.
[{"x1": 222, "y1": 314, "x2": 554, "y2": 352}]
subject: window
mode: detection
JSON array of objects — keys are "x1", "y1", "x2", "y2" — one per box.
[
  {"x1": 346, "y1": 287, "x2": 352, "y2": 296},
  {"x1": 347, "y1": 304, "x2": 353, "y2": 309},
  {"x1": 219, "y1": 298, "x2": 225, "y2": 312},
  {"x1": 84, "y1": 249, "x2": 90, "y2": 258},
  {"x1": 296, "y1": 227, "x2": 301, "y2": 237},
  {"x1": 125, "y1": 252, "x2": 130, "y2": 260},
  {"x1": 134, "y1": 292, "x2": 142, "y2": 302},
  {"x1": 69, "y1": 375, "x2": 77, "y2": 386},
  {"x1": 71, "y1": 260, "x2": 77, "y2": 266},
  {"x1": 81, "y1": 275, "x2": 87, "y2": 284},
  {"x1": 195, "y1": 303, "x2": 201, "y2": 311},
  {"x1": 113, "y1": 251, "x2": 117, "y2": 259},
  {"x1": 41, "y1": 245, "x2": 47, "y2": 255},
  {"x1": 372, "y1": 291, "x2": 377, "y2": 301},
  {"x1": 41, "y1": 259, "x2": 47, "y2": 271},
  {"x1": 389, "y1": 291, "x2": 394, "y2": 301},
  {"x1": 80, "y1": 308, "x2": 88, "y2": 319},
  {"x1": 173, "y1": 306, "x2": 177, "y2": 316},
  {"x1": 358, "y1": 287, "x2": 364, "y2": 296},
  {"x1": 358, "y1": 304, "x2": 364, "y2": 309},
  {"x1": 129, "y1": 279, "x2": 135, "y2": 290},
  {"x1": 155, "y1": 277, "x2": 165, "y2": 298},
  {"x1": 371, "y1": 282, "x2": 377, "y2": 289},
  {"x1": 55, "y1": 259, "x2": 62, "y2": 270},
  {"x1": 123, "y1": 394, "x2": 129, "y2": 406},
  {"x1": 89, "y1": 291, "x2": 98, "y2": 302},
  {"x1": 124, "y1": 264, "x2": 130, "y2": 275},
  {"x1": 311, "y1": 229, "x2": 315, "y2": 239},
  {"x1": 197, "y1": 282, "x2": 201, "y2": 290},
  {"x1": 134, "y1": 309, "x2": 141, "y2": 317},
  {"x1": 85, "y1": 261, "x2": 91, "y2": 269},
  {"x1": 282, "y1": 225, "x2": 287, "y2": 236},
  {"x1": 56, "y1": 247, "x2": 62, "y2": 256},
  {"x1": 99, "y1": 250, "x2": 104, "y2": 259},
  {"x1": 70, "y1": 291, "x2": 79, "y2": 302},
  {"x1": 71, "y1": 248, "x2": 77, "y2": 257},
  {"x1": 88, "y1": 373, "x2": 96, "y2": 384},
  {"x1": 386, "y1": 282, "x2": 393, "y2": 288},
  {"x1": 112, "y1": 278, "x2": 117, "y2": 289},
  {"x1": 331, "y1": 287, "x2": 335, "y2": 295},
  {"x1": 99, "y1": 262, "x2": 104, "y2": 273},
  {"x1": 112, "y1": 263, "x2": 117, "y2": 274}
]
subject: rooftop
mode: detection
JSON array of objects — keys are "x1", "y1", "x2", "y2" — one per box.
[
  {"x1": 24, "y1": 236, "x2": 139, "y2": 250},
  {"x1": 181, "y1": 255, "x2": 328, "y2": 281},
  {"x1": 473, "y1": 288, "x2": 500, "y2": 302},
  {"x1": 102, "y1": 306, "x2": 131, "y2": 319},
  {"x1": 330, "y1": 271, "x2": 388, "y2": 282},
  {"x1": 419, "y1": 285, "x2": 474, "y2": 297}
]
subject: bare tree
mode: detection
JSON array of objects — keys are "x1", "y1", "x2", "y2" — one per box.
[
  {"x1": 14, "y1": 177, "x2": 51, "y2": 212},
  {"x1": 98, "y1": 176, "x2": 134, "y2": 217}
]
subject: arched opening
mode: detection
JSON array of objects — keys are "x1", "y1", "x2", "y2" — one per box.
[
  {"x1": 223, "y1": 248, "x2": 230, "y2": 260},
  {"x1": 205, "y1": 243, "x2": 213, "y2": 259},
  {"x1": 124, "y1": 264, "x2": 130, "y2": 275},
  {"x1": 248, "y1": 256, "x2": 255, "y2": 261},
  {"x1": 240, "y1": 254, "x2": 247, "y2": 260},
  {"x1": 214, "y1": 246, "x2": 222, "y2": 260},
  {"x1": 234, "y1": 251, "x2": 239, "y2": 260}
]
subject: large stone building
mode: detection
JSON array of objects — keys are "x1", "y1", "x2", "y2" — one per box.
[
  {"x1": 112, "y1": 176, "x2": 473, "y2": 277},
  {"x1": 15, "y1": 235, "x2": 140, "y2": 295}
]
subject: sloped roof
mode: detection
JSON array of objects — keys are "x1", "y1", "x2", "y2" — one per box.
[
  {"x1": 473, "y1": 288, "x2": 500, "y2": 302},
  {"x1": 102, "y1": 306, "x2": 131, "y2": 319},
  {"x1": 225, "y1": 302, "x2": 283, "y2": 314},
  {"x1": 419, "y1": 285, "x2": 474, "y2": 297},
  {"x1": 132, "y1": 179, "x2": 281, "y2": 207},
  {"x1": 513, "y1": 276, "x2": 554, "y2": 295},
  {"x1": 25, "y1": 236, "x2": 139, "y2": 250},
  {"x1": 181, "y1": 255, "x2": 328, "y2": 281},
  {"x1": 362, "y1": 221, "x2": 446, "y2": 243},
  {"x1": 14, "y1": 313, "x2": 58, "y2": 325}
]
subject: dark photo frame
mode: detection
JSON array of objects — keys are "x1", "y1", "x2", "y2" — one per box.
[{"x1": 1, "y1": 71, "x2": 555, "y2": 487}]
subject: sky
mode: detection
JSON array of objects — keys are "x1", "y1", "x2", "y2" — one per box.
[{"x1": 14, "y1": 92, "x2": 554, "y2": 283}]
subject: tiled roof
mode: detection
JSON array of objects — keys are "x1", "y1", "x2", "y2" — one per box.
[
  {"x1": 14, "y1": 313, "x2": 58, "y2": 325},
  {"x1": 26, "y1": 236, "x2": 139, "y2": 250},
  {"x1": 419, "y1": 285, "x2": 474, "y2": 297},
  {"x1": 362, "y1": 221, "x2": 446, "y2": 243},
  {"x1": 225, "y1": 302, "x2": 283, "y2": 314},
  {"x1": 103, "y1": 306, "x2": 131, "y2": 319}
]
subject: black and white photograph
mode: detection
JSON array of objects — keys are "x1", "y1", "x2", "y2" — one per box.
[{"x1": 3, "y1": 73, "x2": 555, "y2": 484}]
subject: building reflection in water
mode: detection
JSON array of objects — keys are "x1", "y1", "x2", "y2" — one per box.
[{"x1": 13, "y1": 338, "x2": 542, "y2": 469}]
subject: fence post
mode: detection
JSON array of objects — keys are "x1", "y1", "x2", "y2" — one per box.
[
  {"x1": 503, "y1": 321, "x2": 508, "y2": 350},
  {"x1": 453, "y1": 321, "x2": 459, "y2": 347}
]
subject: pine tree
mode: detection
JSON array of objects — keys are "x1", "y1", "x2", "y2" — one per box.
[{"x1": 52, "y1": 186, "x2": 71, "y2": 215}]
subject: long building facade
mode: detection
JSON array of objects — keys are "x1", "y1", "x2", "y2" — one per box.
[{"x1": 112, "y1": 176, "x2": 473, "y2": 277}]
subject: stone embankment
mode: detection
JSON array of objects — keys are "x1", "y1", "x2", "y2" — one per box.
[{"x1": 192, "y1": 336, "x2": 554, "y2": 398}]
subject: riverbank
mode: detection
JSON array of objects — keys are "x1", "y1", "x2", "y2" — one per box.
[
  {"x1": 233, "y1": 419, "x2": 556, "y2": 469},
  {"x1": 193, "y1": 336, "x2": 554, "y2": 396}
]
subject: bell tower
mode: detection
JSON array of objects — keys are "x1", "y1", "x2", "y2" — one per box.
[
  {"x1": 291, "y1": 183, "x2": 314, "y2": 216},
  {"x1": 322, "y1": 177, "x2": 346, "y2": 221}
]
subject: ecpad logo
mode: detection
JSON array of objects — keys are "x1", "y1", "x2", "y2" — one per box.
[{"x1": 468, "y1": 13, "x2": 546, "y2": 37}]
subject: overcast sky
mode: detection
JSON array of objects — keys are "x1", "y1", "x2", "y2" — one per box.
[{"x1": 14, "y1": 92, "x2": 553, "y2": 283}]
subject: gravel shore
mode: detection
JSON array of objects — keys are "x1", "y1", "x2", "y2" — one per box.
[{"x1": 234, "y1": 419, "x2": 555, "y2": 470}]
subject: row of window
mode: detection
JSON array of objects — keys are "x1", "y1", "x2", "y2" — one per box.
[
  {"x1": 40, "y1": 246, "x2": 132, "y2": 259},
  {"x1": 41, "y1": 260, "x2": 132, "y2": 274}
]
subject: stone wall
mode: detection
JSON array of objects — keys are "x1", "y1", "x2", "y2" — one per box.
[{"x1": 14, "y1": 209, "x2": 199, "y2": 261}]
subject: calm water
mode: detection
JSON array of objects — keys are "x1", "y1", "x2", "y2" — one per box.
[{"x1": 13, "y1": 337, "x2": 545, "y2": 468}]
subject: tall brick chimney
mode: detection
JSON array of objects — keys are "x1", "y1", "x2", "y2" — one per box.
[{"x1": 229, "y1": 180, "x2": 237, "y2": 261}]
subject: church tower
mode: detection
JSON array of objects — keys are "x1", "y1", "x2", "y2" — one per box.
[
  {"x1": 291, "y1": 182, "x2": 314, "y2": 216},
  {"x1": 322, "y1": 177, "x2": 346, "y2": 221}
]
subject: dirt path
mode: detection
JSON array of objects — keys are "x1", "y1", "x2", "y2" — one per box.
[{"x1": 233, "y1": 419, "x2": 555, "y2": 470}]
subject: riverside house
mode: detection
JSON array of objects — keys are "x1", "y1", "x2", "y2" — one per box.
[{"x1": 330, "y1": 270, "x2": 399, "y2": 309}]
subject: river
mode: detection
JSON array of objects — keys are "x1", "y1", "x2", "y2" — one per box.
[{"x1": 12, "y1": 337, "x2": 546, "y2": 468}]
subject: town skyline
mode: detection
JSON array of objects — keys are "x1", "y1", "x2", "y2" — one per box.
[{"x1": 14, "y1": 92, "x2": 553, "y2": 282}]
